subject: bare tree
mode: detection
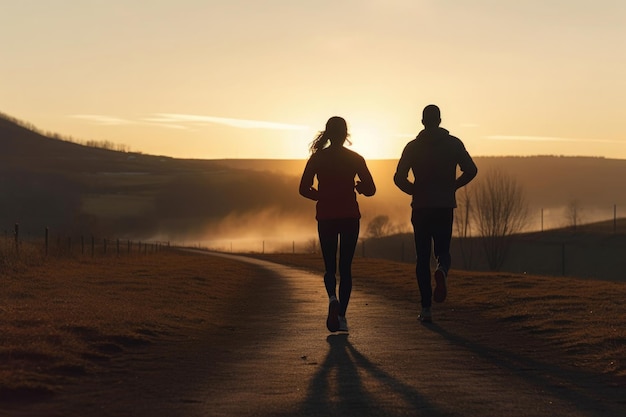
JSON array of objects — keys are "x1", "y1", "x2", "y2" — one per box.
[
  {"x1": 564, "y1": 199, "x2": 584, "y2": 231},
  {"x1": 473, "y1": 168, "x2": 528, "y2": 271},
  {"x1": 305, "y1": 238, "x2": 318, "y2": 254},
  {"x1": 366, "y1": 215, "x2": 393, "y2": 238}
]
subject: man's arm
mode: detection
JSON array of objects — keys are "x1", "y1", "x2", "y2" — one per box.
[
  {"x1": 455, "y1": 149, "x2": 478, "y2": 189},
  {"x1": 393, "y1": 145, "x2": 414, "y2": 195}
]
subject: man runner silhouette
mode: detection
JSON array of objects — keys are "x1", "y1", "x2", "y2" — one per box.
[{"x1": 394, "y1": 104, "x2": 477, "y2": 322}]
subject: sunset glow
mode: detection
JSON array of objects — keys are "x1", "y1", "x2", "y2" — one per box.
[{"x1": 2, "y1": 1, "x2": 625, "y2": 160}]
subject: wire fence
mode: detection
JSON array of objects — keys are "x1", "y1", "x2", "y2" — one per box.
[
  {"x1": 6, "y1": 207, "x2": 626, "y2": 281},
  {"x1": 529, "y1": 204, "x2": 623, "y2": 233},
  {"x1": 198, "y1": 214, "x2": 626, "y2": 281},
  {"x1": 2, "y1": 223, "x2": 169, "y2": 260}
]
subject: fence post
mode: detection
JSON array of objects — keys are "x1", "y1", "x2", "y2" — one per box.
[
  {"x1": 14, "y1": 223, "x2": 19, "y2": 253},
  {"x1": 45, "y1": 227, "x2": 49, "y2": 256},
  {"x1": 561, "y1": 243, "x2": 566, "y2": 276},
  {"x1": 614, "y1": 204, "x2": 617, "y2": 233},
  {"x1": 91, "y1": 235, "x2": 95, "y2": 257}
]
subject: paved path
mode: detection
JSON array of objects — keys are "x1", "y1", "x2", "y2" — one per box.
[{"x1": 191, "y1": 252, "x2": 624, "y2": 417}]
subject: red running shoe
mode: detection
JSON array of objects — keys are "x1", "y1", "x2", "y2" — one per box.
[{"x1": 433, "y1": 268, "x2": 447, "y2": 303}]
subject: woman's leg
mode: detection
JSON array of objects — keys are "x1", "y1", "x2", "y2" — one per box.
[
  {"x1": 337, "y1": 218, "x2": 360, "y2": 316},
  {"x1": 318, "y1": 220, "x2": 339, "y2": 298}
]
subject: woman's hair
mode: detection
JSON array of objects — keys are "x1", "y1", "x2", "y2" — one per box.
[{"x1": 309, "y1": 116, "x2": 351, "y2": 154}]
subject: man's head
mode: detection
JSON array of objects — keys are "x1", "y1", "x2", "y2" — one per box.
[{"x1": 422, "y1": 104, "x2": 441, "y2": 128}]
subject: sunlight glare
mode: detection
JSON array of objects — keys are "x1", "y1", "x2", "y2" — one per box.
[{"x1": 349, "y1": 122, "x2": 392, "y2": 160}]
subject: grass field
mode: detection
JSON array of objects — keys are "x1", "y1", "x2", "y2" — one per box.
[
  {"x1": 1, "y1": 249, "x2": 624, "y2": 405},
  {"x1": 0, "y1": 249, "x2": 267, "y2": 402}
]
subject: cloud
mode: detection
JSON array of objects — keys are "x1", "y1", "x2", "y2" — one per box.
[
  {"x1": 70, "y1": 114, "x2": 133, "y2": 126},
  {"x1": 71, "y1": 113, "x2": 309, "y2": 132},
  {"x1": 149, "y1": 113, "x2": 309, "y2": 131},
  {"x1": 487, "y1": 135, "x2": 623, "y2": 144},
  {"x1": 143, "y1": 122, "x2": 190, "y2": 130}
]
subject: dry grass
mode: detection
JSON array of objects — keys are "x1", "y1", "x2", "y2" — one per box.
[
  {"x1": 0, "y1": 250, "x2": 263, "y2": 401},
  {"x1": 1, "y1": 249, "x2": 625, "y2": 405}
]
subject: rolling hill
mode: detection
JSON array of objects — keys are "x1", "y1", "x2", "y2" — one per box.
[{"x1": 2, "y1": 112, "x2": 626, "y2": 248}]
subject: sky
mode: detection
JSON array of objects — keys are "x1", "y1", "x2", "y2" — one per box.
[{"x1": 2, "y1": 0, "x2": 625, "y2": 160}]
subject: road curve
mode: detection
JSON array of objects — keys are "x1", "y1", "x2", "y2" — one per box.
[{"x1": 193, "y1": 252, "x2": 624, "y2": 417}]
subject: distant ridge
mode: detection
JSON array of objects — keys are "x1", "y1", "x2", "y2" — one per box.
[
  {"x1": 2, "y1": 111, "x2": 626, "y2": 242},
  {"x1": 217, "y1": 154, "x2": 626, "y2": 211}
]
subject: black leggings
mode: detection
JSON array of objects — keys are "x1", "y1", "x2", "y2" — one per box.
[{"x1": 318, "y1": 218, "x2": 360, "y2": 316}]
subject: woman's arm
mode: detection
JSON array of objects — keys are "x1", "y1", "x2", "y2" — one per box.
[
  {"x1": 355, "y1": 159, "x2": 376, "y2": 197},
  {"x1": 299, "y1": 158, "x2": 319, "y2": 201}
]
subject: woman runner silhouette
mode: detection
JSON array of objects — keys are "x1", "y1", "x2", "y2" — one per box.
[{"x1": 299, "y1": 116, "x2": 376, "y2": 332}]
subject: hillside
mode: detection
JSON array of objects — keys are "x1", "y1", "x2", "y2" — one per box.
[
  {"x1": 2, "y1": 112, "x2": 626, "y2": 246},
  {"x1": 0, "y1": 114, "x2": 317, "y2": 240}
]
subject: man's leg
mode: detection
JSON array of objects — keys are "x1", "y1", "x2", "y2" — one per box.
[
  {"x1": 432, "y1": 208, "x2": 453, "y2": 303},
  {"x1": 432, "y1": 208, "x2": 454, "y2": 274},
  {"x1": 412, "y1": 209, "x2": 433, "y2": 308}
]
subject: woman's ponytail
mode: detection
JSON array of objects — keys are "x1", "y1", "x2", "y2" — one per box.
[{"x1": 309, "y1": 131, "x2": 329, "y2": 154}]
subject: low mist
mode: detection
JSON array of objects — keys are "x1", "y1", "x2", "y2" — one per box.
[{"x1": 184, "y1": 156, "x2": 626, "y2": 251}]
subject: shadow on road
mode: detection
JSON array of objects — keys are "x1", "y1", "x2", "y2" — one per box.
[
  {"x1": 285, "y1": 333, "x2": 447, "y2": 417},
  {"x1": 423, "y1": 322, "x2": 625, "y2": 416}
]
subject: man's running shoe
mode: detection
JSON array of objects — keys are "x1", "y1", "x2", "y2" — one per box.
[
  {"x1": 418, "y1": 307, "x2": 432, "y2": 323},
  {"x1": 326, "y1": 296, "x2": 340, "y2": 332},
  {"x1": 433, "y1": 268, "x2": 447, "y2": 303}
]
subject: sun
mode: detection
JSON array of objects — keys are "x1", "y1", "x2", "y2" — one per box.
[{"x1": 348, "y1": 121, "x2": 403, "y2": 160}]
